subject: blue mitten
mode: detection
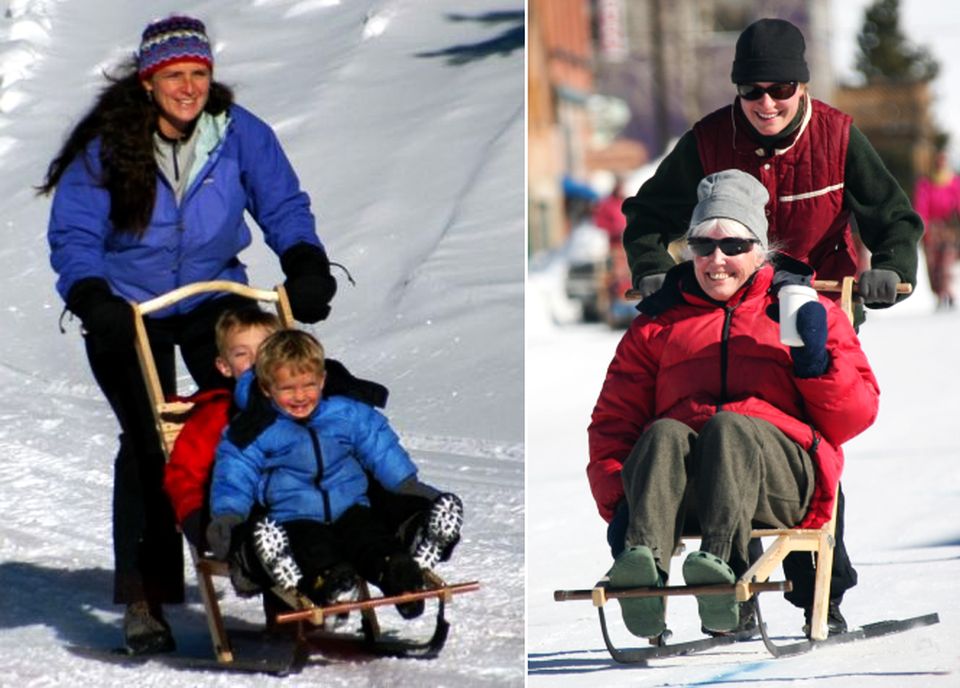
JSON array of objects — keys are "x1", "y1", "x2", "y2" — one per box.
[
  {"x1": 790, "y1": 301, "x2": 830, "y2": 378},
  {"x1": 606, "y1": 499, "x2": 629, "y2": 558}
]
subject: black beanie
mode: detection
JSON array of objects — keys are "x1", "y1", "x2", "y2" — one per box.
[{"x1": 731, "y1": 18, "x2": 809, "y2": 84}]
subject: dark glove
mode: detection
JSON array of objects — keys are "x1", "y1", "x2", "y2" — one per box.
[
  {"x1": 280, "y1": 242, "x2": 337, "y2": 323},
  {"x1": 206, "y1": 513, "x2": 245, "y2": 560},
  {"x1": 790, "y1": 301, "x2": 830, "y2": 378},
  {"x1": 226, "y1": 376, "x2": 278, "y2": 449},
  {"x1": 180, "y1": 509, "x2": 206, "y2": 551},
  {"x1": 324, "y1": 358, "x2": 389, "y2": 408},
  {"x1": 65, "y1": 277, "x2": 135, "y2": 351},
  {"x1": 857, "y1": 269, "x2": 899, "y2": 307},
  {"x1": 635, "y1": 273, "x2": 666, "y2": 298},
  {"x1": 606, "y1": 499, "x2": 629, "y2": 559}
]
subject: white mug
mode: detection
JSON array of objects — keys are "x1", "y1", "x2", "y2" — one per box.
[{"x1": 779, "y1": 284, "x2": 818, "y2": 347}]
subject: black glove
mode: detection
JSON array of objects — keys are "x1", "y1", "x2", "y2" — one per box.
[
  {"x1": 180, "y1": 509, "x2": 206, "y2": 551},
  {"x1": 635, "y1": 273, "x2": 666, "y2": 298},
  {"x1": 324, "y1": 358, "x2": 389, "y2": 408},
  {"x1": 280, "y1": 242, "x2": 337, "y2": 323},
  {"x1": 226, "y1": 376, "x2": 278, "y2": 449},
  {"x1": 66, "y1": 277, "x2": 135, "y2": 351},
  {"x1": 857, "y1": 269, "x2": 899, "y2": 307},
  {"x1": 790, "y1": 301, "x2": 830, "y2": 378},
  {"x1": 206, "y1": 513, "x2": 245, "y2": 560},
  {"x1": 606, "y1": 499, "x2": 629, "y2": 559}
]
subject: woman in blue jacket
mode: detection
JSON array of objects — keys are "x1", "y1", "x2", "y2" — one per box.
[{"x1": 39, "y1": 15, "x2": 336, "y2": 655}]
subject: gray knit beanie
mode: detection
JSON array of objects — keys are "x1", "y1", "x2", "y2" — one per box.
[{"x1": 689, "y1": 169, "x2": 769, "y2": 247}]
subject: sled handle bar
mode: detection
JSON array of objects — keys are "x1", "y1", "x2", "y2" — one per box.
[
  {"x1": 131, "y1": 281, "x2": 294, "y2": 459},
  {"x1": 133, "y1": 280, "x2": 292, "y2": 321}
]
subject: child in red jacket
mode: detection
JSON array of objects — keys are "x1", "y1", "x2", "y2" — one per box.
[{"x1": 164, "y1": 307, "x2": 282, "y2": 550}]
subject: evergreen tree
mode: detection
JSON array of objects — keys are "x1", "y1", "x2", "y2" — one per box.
[{"x1": 854, "y1": 0, "x2": 939, "y2": 83}]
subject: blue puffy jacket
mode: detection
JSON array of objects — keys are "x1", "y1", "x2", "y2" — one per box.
[
  {"x1": 47, "y1": 105, "x2": 322, "y2": 317},
  {"x1": 210, "y1": 372, "x2": 418, "y2": 524}
]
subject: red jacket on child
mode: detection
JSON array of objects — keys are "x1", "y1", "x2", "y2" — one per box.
[{"x1": 163, "y1": 388, "x2": 232, "y2": 525}]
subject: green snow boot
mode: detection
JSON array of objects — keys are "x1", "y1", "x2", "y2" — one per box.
[
  {"x1": 682, "y1": 550, "x2": 738, "y2": 633},
  {"x1": 606, "y1": 545, "x2": 665, "y2": 638}
]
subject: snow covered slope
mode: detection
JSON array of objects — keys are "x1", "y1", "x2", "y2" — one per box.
[{"x1": 0, "y1": 1, "x2": 523, "y2": 685}]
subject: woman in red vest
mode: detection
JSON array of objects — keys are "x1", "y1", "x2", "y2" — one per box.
[{"x1": 623, "y1": 19, "x2": 922, "y2": 318}]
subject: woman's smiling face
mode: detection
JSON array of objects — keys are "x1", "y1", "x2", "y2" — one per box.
[
  {"x1": 738, "y1": 83, "x2": 803, "y2": 137},
  {"x1": 690, "y1": 220, "x2": 765, "y2": 302},
  {"x1": 142, "y1": 60, "x2": 211, "y2": 138}
]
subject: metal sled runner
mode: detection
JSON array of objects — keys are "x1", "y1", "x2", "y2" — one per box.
[{"x1": 132, "y1": 281, "x2": 478, "y2": 673}]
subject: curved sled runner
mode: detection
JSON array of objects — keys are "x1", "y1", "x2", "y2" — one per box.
[{"x1": 131, "y1": 281, "x2": 478, "y2": 673}]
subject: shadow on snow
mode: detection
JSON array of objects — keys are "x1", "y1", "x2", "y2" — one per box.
[
  {"x1": 0, "y1": 561, "x2": 260, "y2": 654},
  {"x1": 416, "y1": 10, "x2": 524, "y2": 65}
]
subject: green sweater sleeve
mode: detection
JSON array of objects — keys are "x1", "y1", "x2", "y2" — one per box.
[
  {"x1": 621, "y1": 131, "x2": 705, "y2": 285},
  {"x1": 843, "y1": 124, "x2": 924, "y2": 288}
]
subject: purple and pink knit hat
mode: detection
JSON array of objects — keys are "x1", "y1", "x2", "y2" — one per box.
[{"x1": 137, "y1": 15, "x2": 213, "y2": 80}]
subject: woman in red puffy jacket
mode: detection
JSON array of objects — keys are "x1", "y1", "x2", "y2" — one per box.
[{"x1": 588, "y1": 169, "x2": 879, "y2": 640}]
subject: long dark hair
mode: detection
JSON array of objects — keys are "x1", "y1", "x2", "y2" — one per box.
[{"x1": 38, "y1": 59, "x2": 234, "y2": 235}]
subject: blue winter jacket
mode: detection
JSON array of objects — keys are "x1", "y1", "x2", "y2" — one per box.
[
  {"x1": 210, "y1": 372, "x2": 418, "y2": 524},
  {"x1": 47, "y1": 105, "x2": 322, "y2": 317}
]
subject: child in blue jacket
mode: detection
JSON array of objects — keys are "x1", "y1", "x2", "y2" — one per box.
[{"x1": 207, "y1": 330, "x2": 462, "y2": 618}]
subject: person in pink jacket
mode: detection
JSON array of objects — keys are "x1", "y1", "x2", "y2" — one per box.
[
  {"x1": 914, "y1": 150, "x2": 960, "y2": 309},
  {"x1": 588, "y1": 169, "x2": 879, "y2": 640}
]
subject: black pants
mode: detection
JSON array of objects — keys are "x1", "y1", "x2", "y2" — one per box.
[
  {"x1": 366, "y1": 479, "x2": 433, "y2": 549},
  {"x1": 782, "y1": 485, "x2": 858, "y2": 607},
  {"x1": 84, "y1": 294, "x2": 253, "y2": 604},
  {"x1": 283, "y1": 506, "x2": 405, "y2": 586}
]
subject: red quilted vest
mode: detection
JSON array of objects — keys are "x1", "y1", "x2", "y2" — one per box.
[{"x1": 694, "y1": 98, "x2": 855, "y2": 282}]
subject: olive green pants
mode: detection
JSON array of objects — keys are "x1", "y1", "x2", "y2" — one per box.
[{"x1": 622, "y1": 412, "x2": 814, "y2": 579}]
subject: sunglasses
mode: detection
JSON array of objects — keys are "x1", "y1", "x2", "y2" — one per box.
[
  {"x1": 736, "y1": 82, "x2": 798, "y2": 101},
  {"x1": 687, "y1": 237, "x2": 759, "y2": 257}
]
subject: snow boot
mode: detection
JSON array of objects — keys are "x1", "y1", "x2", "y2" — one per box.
[
  {"x1": 606, "y1": 545, "x2": 665, "y2": 638},
  {"x1": 682, "y1": 550, "x2": 738, "y2": 633},
  {"x1": 803, "y1": 598, "x2": 848, "y2": 637},
  {"x1": 379, "y1": 552, "x2": 426, "y2": 619},
  {"x1": 703, "y1": 597, "x2": 759, "y2": 639},
  {"x1": 123, "y1": 601, "x2": 175, "y2": 655},
  {"x1": 411, "y1": 493, "x2": 463, "y2": 570},
  {"x1": 252, "y1": 518, "x2": 303, "y2": 591},
  {"x1": 299, "y1": 562, "x2": 359, "y2": 629}
]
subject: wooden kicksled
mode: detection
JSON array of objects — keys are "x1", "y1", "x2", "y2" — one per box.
[{"x1": 132, "y1": 281, "x2": 478, "y2": 674}]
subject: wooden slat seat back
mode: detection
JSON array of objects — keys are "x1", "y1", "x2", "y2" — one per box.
[{"x1": 131, "y1": 281, "x2": 293, "y2": 663}]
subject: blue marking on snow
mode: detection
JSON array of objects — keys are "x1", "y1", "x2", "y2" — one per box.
[{"x1": 687, "y1": 661, "x2": 768, "y2": 685}]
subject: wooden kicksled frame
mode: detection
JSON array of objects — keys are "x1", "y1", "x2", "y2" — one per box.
[
  {"x1": 132, "y1": 280, "x2": 478, "y2": 669},
  {"x1": 554, "y1": 277, "x2": 939, "y2": 661}
]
